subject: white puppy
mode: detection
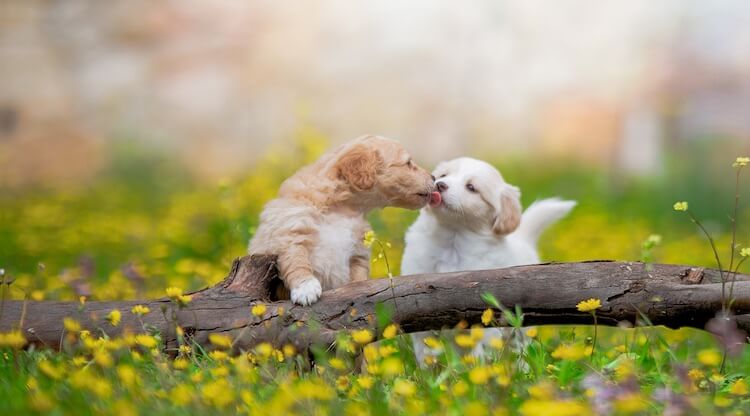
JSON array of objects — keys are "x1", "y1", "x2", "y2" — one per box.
[{"x1": 401, "y1": 157, "x2": 575, "y2": 274}]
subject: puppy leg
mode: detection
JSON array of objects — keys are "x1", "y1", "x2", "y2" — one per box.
[
  {"x1": 278, "y1": 245, "x2": 321, "y2": 305},
  {"x1": 349, "y1": 255, "x2": 370, "y2": 282}
]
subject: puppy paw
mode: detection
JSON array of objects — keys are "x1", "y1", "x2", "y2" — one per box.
[{"x1": 291, "y1": 278, "x2": 322, "y2": 306}]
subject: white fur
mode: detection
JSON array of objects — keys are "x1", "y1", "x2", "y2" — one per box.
[
  {"x1": 401, "y1": 158, "x2": 575, "y2": 274},
  {"x1": 312, "y1": 213, "x2": 365, "y2": 289},
  {"x1": 249, "y1": 201, "x2": 369, "y2": 292},
  {"x1": 291, "y1": 278, "x2": 323, "y2": 306}
]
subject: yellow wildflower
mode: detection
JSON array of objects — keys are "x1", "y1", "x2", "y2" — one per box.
[
  {"x1": 336, "y1": 375, "x2": 350, "y2": 392},
  {"x1": 393, "y1": 379, "x2": 416, "y2": 397},
  {"x1": 519, "y1": 399, "x2": 589, "y2": 416},
  {"x1": 173, "y1": 358, "x2": 189, "y2": 370},
  {"x1": 455, "y1": 333, "x2": 476, "y2": 348},
  {"x1": 729, "y1": 378, "x2": 749, "y2": 395},
  {"x1": 496, "y1": 374, "x2": 511, "y2": 387},
  {"x1": 576, "y1": 298, "x2": 602, "y2": 313},
  {"x1": 296, "y1": 379, "x2": 335, "y2": 401},
  {"x1": 202, "y1": 379, "x2": 235, "y2": 408},
  {"x1": 469, "y1": 366, "x2": 490, "y2": 385},
  {"x1": 673, "y1": 201, "x2": 688, "y2": 212},
  {"x1": 470, "y1": 326, "x2": 484, "y2": 341},
  {"x1": 733, "y1": 156, "x2": 750, "y2": 168},
  {"x1": 363, "y1": 230, "x2": 376, "y2": 248},
  {"x1": 329, "y1": 357, "x2": 347, "y2": 370},
  {"x1": 106, "y1": 309, "x2": 121, "y2": 327},
  {"x1": 381, "y1": 357, "x2": 404, "y2": 377},
  {"x1": 525, "y1": 327, "x2": 538, "y2": 338},
  {"x1": 134, "y1": 334, "x2": 158, "y2": 349},
  {"x1": 0, "y1": 330, "x2": 27, "y2": 349},
  {"x1": 379, "y1": 345, "x2": 398, "y2": 357},
  {"x1": 209, "y1": 350, "x2": 229, "y2": 362},
  {"x1": 614, "y1": 360, "x2": 635, "y2": 381},
  {"x1": 63, "y1": 318, "x2": 81, "y2": 333},
  {"x1": 551, "y1": 344, "x2": 587, "y2": 361},
  {"x1": 481, "y1": 308, "x2": 494, "y2": 326},
  {"x1": 29, "y1": 392, "x2": 54, "y2": 412},
  {"x1": 462, "y1": 354, "x2": 477, "y2": 365},
  {"x1": 484, "y1": 337, "x2": 503, "y2": 350},
  {"x1": 697, "y1": 349, "x2": 722, "y2": 366},
  {"x1": 117, "y1": 365, "x2": 137, "y2": 388},
  {"x1": 740, "y1": 247, "x2": 750, "y2": 257},
  {"x1": 94, "y1": 350, "x2": 113, "y2": 368},
  {"x1": 255, "y1": 342, "x2": 273, "y2": 358},
  {"x1": 613, "y1": 393, "x2": 648, "y2": 413},
  {"x1": 38, "y1": 360, "x2": 64, "y2": 380},
  {"x1": 710, "y1": 372, "x2": 725, "y2": 384},
  {"x1": 211, "y1": 365, "x2": 229, "y2": 378},
  {"x1": 251, "y1": 303, "x2": 267, "y2": 317},
  {"x1": 209, "y1": 333, "x2": 233, "y2": 349},
  {"x1": 383, "y1": 324, "x2": 398, "y2": 339},
  {"x1": 165, "y1": 287, "x2": 183, "y2": 298},
  {"x1": 31, "y1": 290, "x2": 44, "y2": 301},
  {"x1": 528, "y1": 382, "x2": 555, "y2": 400},
  {"x1": 465, "y1": 401, "x2": 489, "y2": 416},
  {"x1": 170, "y1": 384, "x2": 193, "y2": 407},
  {"x1": 423, "y1": 336, "x2": 442, "y2": 350},
  {"x1": 131, "y1": 304, "x2": 150, "y2": 316},
  {"x1": 452, "y1": 380, "x2": 469, "y2": 396},
  {"x1": 79, "y1": 296, "x2": 87, "y2": 305},
  {"x1": 688, "y1": 369, "x2": 704, "y2": 381},
  {"x1": 357, "y1": 376, "x2": 374, "y2": 389},
  {"x1": 351, "y1": 329, "x2": 373, "y2": 345},
  {"x1": 363, "y1": 345, "x2": 379, "y2": 362},
  {"x1": 713, "y1": 396, "x2": 733, "y2": 408},
  {"x1": 282, "y1": 344, "x2": 296, "y2": 358}
]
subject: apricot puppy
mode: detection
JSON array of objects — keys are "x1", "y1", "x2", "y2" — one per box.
[{"x1": 249, "y1": 135, "x2": 436, "y2": 305}]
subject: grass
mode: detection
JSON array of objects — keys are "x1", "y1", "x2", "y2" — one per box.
[{"x1": 0, "y1": 136, "x2": 749, "y2": 414}]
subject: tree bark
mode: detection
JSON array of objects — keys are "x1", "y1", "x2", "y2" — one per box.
[{"x1": 1, "y1": 256, "x2": 749, "y2": 352}]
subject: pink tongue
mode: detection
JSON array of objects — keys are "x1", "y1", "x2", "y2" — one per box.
[{"x1": 429, "y1": 191, "x2": 442, "y2": 207}]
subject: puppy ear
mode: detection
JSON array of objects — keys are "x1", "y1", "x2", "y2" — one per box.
[
  {"x1": 335, "y1": 144, "x2": 382, "y2": 191},
  {"x1": 492, "y1": 185, "x2": 522, "y2": 235}
]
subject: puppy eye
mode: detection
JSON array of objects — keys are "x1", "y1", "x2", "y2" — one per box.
[
  {"x1": 439, "y1": 174, "x2": 446, "y2": 178},
  {"x1": 466, "y1": 183, "x2": 477, "y2": 193}
]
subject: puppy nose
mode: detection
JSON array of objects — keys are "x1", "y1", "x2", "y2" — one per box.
[{"x1": 436, "y1": 181, "x2": 449, "y2": 193}]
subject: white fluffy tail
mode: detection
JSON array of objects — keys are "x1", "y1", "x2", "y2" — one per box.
[{"x1": 515, "y1": 198, "x2": 576, "y2": 244}]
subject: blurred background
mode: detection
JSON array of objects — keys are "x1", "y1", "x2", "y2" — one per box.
[{"x1": 1, "y1": 1, "x2": 749, "y2": 300}]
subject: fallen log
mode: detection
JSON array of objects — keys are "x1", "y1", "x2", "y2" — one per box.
[{"x1": 1, "y1": 256, "x2": 749, "y2": 352}]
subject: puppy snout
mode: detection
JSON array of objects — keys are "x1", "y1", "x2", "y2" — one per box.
[{"x1": 436, "y1": 181, "x2": 449, "y2": 193}]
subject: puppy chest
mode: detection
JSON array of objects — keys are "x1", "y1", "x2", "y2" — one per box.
[{"x1": 311, "y1": 215, "x2": 362, "y2": 288}]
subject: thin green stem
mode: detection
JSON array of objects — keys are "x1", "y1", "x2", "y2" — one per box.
[
  {"x1": 0, "y1": 272, "x2": 6, "y2": 326},
  {"x1": 590, "y1": 312, "x2": 598, "y2": 362},
  {"x1": 728, "y1": 170, "x2": 741, "y2": 275},
  {"x1": 688, "y1": 211, "x2": 726, "y2": 310},
  {"x1": 375, "y1": 239, "x2": 400, "y2": 317},
  {"x1": 375, "y1": 240, "x2": 392, "y2": 276},
  {"x1": 728, "y1": 256, "x2": 748, "y2": 309}
]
